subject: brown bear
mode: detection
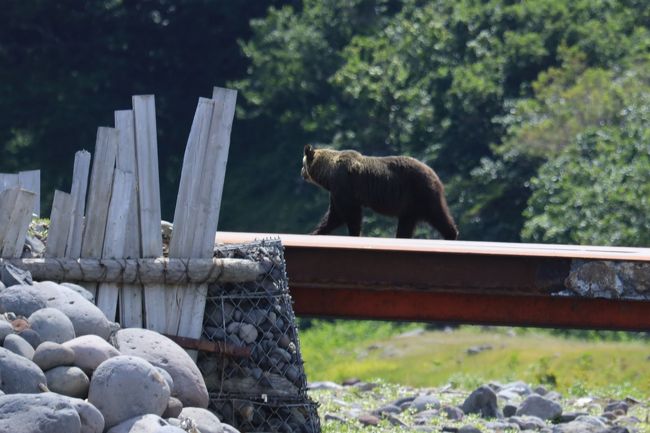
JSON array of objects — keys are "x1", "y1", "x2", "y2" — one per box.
[{"x1": 301, "y1": 144, "x2": 459, "y2": 239}]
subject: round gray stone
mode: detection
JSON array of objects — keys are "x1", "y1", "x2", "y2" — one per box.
[
  {"x1": 28, "y1": 307, "x2": 76, "y2": 343},
  {"x1": 18, "y1": 328, "x2": 42, "y2": 349},
  {"x1": 458, "y1": 426, "x2": 482, "y2": 433},
  {"x1": 551, "y1": 421, "x2": 605, "y2": 432},
  {"x1": 0, "y1": 284, "x2": 47, "y2": 316},
  {"x1": 179, "y1": 407, "x2": 224, "y2": 433},
  {"x1": 508, "y1": 415, "x2": 548, "y2": 430},
  {"x1": 0, "y1": 319, "x2": 13, "y2": 343},
  {"x1": 106, "y1": 414, "x2": 174, "y2": 433},
  {"x1": 88, "y1": 355, "x2": 171, "y2": 429},
  {"x1": 0, "y1": 346, "x2": 46, "y2": 393},
  {"x1": 63, "y1": 335, "x2": 120, "y2": 373},
  {"x1": 62, "y1": 395, "x2": 105, "y2": 433},
  {"x1": 410, "y1": 394, "x2": 441, "y2": 413},
  {"x1": 33, "y1": 341, "x2": 76, "y2": 371},
  {"x1": 3, "y1": 333, "x2": 35, "y2": 359},
  {"x1": 0, "y1": 392, "x2": 81, "y2": 433},
  {"x1": 114, "y1": 328, "x2": 209, "y2": 408},
  {"x1": 61, "y1": 283, "x2": 95, "y2": 303},
  {"x1": 516, "y1": 394, "x2": 563, "y2": 421},
  {"x1": 162, "y1": 397, "x2": 183, "y2": 419},
  {"x1": 46, "y1": 366, "x2": 89, "y2": 398},
  {"x1": 155, "y1": 427, "x2": 187, "y2": 433},
  {"x1": 28, "y1": 281, "x2": 112, "y2": 339},
  {"x1": 461, "y1": 385, "x2": 502, "y2": 419}
]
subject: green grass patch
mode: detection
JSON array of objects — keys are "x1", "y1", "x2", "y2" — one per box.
[{"x1": 299, "y1": 321, "x2": 650, "y2": 399}]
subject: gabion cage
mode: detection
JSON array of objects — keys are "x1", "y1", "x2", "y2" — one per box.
[
  {"x1": 198, "y1": 239, "x2": 320, "y2": 433},
  {"x1": 211, "y1": 397, "x2": 320, "y2": 433}
]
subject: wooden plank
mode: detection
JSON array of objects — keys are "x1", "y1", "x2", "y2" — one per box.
[
  {"x1": 167, "y1": 98, "x2": 214, "y2": 336},
  {"x1": 66, "y1": 151, "x2": 91, "y2": 259},
  {"x1": 45, "y1": 191, "x2": 73, "y2": 258},
  {"x1": 133, "y1": 95, "x2": 164, "y2": 332},
  {"x1": 177, "y1": 88, "x2": 237, "y2": 338},
  {"x1": 169, "y1": 88, "x2": 237, "y2": 340},
  {"x1": 96, "y1": 170, "x2": 135, "y2": 320},
  {"x1": 80, "y1": 128, "x2": 118, "y2": 298},
  {"x1": 81, "y1": 128, "x2": 118, "y2": 258},
  {"x1": 115, "y1": 109, "x2": 143, "y2": 328},
  {"x1": 0, "y1": 188, "x2": 37, "y2": 258},
  {"x1": 0, "y1": 188, "x2": 19, "y2": 249},
  {"x1": 18, "y1": 170, "x2": 40, "y2": 217},
  {"x1": 0, "y1": 174, "x2": 18, "y2": 192}
]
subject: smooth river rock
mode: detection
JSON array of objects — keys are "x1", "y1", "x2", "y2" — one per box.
[
  {"x1": 32, "y1": 341, "x2": 76, "y2": 371},
  {"x1": 179, "y1": 407, "x2": 224, "y2": 433},
  {"x1": 3, "y1": 333, "x2": 35, "y2": 359},
  {"x1": 28, "y1": 281, "x2": 112, "y2": 339},
  {"x1": 0, "y1": 284, "x2": 46, "y2": 316},
  {"x1": 63, "y1": 335, "x2": 120, "y2": 373},
  {"x1": 114, "y1": 328, "x2": 209, "y2": 408},
  {"x1": 88, "y1": 355, "x2": 171, "y2": 429},
  {"x1": 28, "y1": 307, "x2": 76, "y2": 343},
  {"x1": 0, "y1": 393, "x2": 81, "y2": 433},
  {"x1": 0, "y1": 346, "x2": 46, "y2": 393},
  {"x1": 45, "y1": 366, "x2": 90, "y2": 398},
  {"x1": 107, "y1": 414, "x2": 183, "y2": 433}
]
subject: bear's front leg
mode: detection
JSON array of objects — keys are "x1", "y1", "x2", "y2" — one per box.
[{"x1": 311, "y1": 197, "x2": 345, "y2": 235}]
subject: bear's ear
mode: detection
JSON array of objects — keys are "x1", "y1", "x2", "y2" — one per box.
[{"x1": 304, "y1": 144, "x2": 315, "y2": 161}]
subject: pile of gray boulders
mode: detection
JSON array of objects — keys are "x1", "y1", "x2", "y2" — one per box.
[{"x1": 0, "y1": 273, "x2": 239, "y2": 433}]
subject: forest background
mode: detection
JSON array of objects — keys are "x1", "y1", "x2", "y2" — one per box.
[{"x1": 2, "y1": 0, "x2": 650, "y2": 246}]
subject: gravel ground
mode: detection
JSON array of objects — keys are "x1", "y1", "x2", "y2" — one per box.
[{"x1": 308, "y1": 379, "x2": 650, "y2": 433}]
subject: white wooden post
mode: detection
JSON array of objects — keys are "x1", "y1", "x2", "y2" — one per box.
[
  {"x1": 45, "y1": 190, "x2": 73, "y2": 258},
  {"x1": 115, "y1": 109, "x2": 144, "y2": 328},
  {"x1": 133, "y1": 95, "x2": 164, "y2": 332},
  {"x1": 96, "y1": 170, "x2": 135, "y2": 320},
  {"x1": 0, "y1": 188, "x2": 37, "y2": 258},
  {"x1": 18, "y1": 170, "x2": 40, "y2": 217},
  {"x1": 80, "y1": 127, "x2": 118, "y2": 298},
  {"x1": 66, "y1": 151, "x2": 91, "y2": 259}
]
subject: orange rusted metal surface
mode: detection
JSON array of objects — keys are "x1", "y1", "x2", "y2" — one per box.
[{"x1": 216, "y1": 232, "x2": 650, "y2": 330}]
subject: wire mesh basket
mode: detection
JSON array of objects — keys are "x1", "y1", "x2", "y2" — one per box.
[
  {"x1": 198, "y1": 239, "x2": 320, "y2": 432},
  {"x1": 209, "y1": 396, "x2": 320, "y2": 433}
]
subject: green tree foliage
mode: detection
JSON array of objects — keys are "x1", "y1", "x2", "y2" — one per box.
[
  {"x1": 235, "y1": 0, "x2": 650, "y2": 242},
  {"x1": 3, "y1": 1, "x2": 650, "y2": 245},
  {"x1": 0, "y1": 0, "x2": 292, "y2": 216}
]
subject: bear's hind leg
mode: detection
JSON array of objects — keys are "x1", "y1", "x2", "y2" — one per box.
[{"x1": 396, "y1": 215, "x2": 417, "y2": 238}]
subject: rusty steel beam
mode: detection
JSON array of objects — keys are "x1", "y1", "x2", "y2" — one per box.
[{"x1": 216, "y1": 232, "x2": 650, "y2": 331}]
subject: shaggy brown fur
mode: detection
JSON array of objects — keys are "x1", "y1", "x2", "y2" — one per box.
[{"x1": 301, "y1": 144, "x2": 459, "y2": 239}]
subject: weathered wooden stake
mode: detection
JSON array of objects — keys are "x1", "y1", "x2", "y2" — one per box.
[
  {"x1": 66, "y1": 151, "x2": 91, "y2": 259},
  {"x1": 81, "y1": 127, "x2": 118, "y2": 298},
  {"x1": 133, "y1": 95, "x2": 165, "y2": 332},
  {"x1": 0, "y1": 188, "x2": 37, "y2": 258},
  {"x1": 115, "y1": 109, "x2": 144, "y2": 328},
  {"x1": 168, "y1": 87, "x2": 237, "y2": 340},
  {"x1": 96, "y1": 170, "x2": 135, "y2": 320},
  {"x1": 45, "y1": 191, "x2": 73, "y2": 258}
]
